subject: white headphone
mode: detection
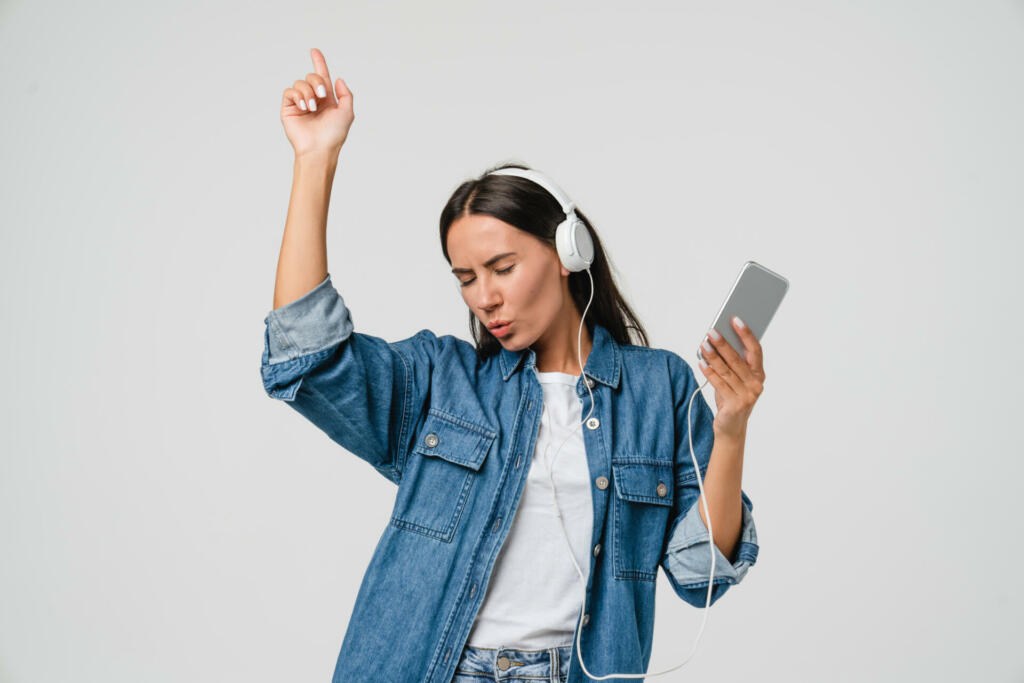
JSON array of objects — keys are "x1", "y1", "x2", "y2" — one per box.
[
  {"x1": 486, "y1": 167, "x2": 596, "y2": 273},
  {"x1": 484, "y1": 166, "x2": 718, "y2": 680}
]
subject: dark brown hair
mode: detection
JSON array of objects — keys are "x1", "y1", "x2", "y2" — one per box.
[{"x1": 439, "y1": 161, "x2": 650, "y2": 361}]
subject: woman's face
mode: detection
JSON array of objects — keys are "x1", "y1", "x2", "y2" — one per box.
[{"x1": 447, "y1": 213, "x2": 570, "y2": 351}]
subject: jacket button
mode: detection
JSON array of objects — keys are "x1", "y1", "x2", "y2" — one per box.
[
  {"x1": 497, "y1": 656, "x2": 511, "y2": 670},
  {"x1": 584, "y1": 376, "x2": 595, "y2": 388},
  {"x1": 657, "y1": 482, "x2": 668, "y2": 497},
  {"x1": 582, "y1": 613, "x2": 590, "y2": 626},
  {"x1": 593, "y1": 543, "x2": 601, "y2": 556},
  {"x1": 586, "y1": 417, "x2": 600, "y2": 430},
  {"x1": 595, "y1": 476, "x2": 609, "y2": 490},
  {"x1": 424, "y1": 433, "x2": 439, "y2": 447}
]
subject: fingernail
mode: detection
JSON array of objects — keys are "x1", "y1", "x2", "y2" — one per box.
[
  {"x1": 707, "y1": 328, "x2": 721, "y2": 341},
  {"x1": 733, "y1": 316, "x2": 745, "y2": 329},
  {"x1": 316, "y1": 84, "x2": 327, "y2": 97},
  {"x1": 309, "y1": 98, "x2": 317, "y2": 111},
  {"x1": 702, "y1": 339, "x2": 713, "y2": 353},
  {"x1": 298, "y1": 99, "x2": 307, "y2": 111}
]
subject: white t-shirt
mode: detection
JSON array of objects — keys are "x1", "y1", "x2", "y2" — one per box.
[{"x1": 466, "y1": 370, "x2": 595, "y2": 649}]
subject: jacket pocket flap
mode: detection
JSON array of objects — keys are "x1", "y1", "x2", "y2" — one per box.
[
  {"x1": 612, "y1": 461, "x2": 674, "y2": 506},
  {"x1": 412, "y1": 409, "x2": 497, "y2": 471}
]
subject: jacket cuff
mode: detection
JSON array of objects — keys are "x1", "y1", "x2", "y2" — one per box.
[
  {"x1": 263, "y1": 273, "x2": 353, "y2": 364},
  {"x1": 663, "y1": 497, "x2": 759, "y2": 588}
]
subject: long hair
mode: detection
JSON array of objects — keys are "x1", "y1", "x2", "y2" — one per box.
[{"x1": 439, "y1": 161, "x2": 650, "y2": 361}]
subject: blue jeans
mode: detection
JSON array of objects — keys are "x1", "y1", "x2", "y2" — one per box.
[{"x1": 450, "y1": 644, "x2": 572, "y2": 682}]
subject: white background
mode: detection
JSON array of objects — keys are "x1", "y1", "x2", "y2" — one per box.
[{"x1": 1, "y1": 0, "x2": 1022, "y2": 681}]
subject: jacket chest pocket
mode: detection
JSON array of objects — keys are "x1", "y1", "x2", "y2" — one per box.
[
  {"x1": 611, "y1": 460, "x2": 674, "y2": 581},
  {"x1": 390, "y1": 409, "x2": 496, "y2": 543}
]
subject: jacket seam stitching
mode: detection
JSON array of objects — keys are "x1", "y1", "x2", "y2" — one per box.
[{"x1": 391, "y1": 344, "x2": 413, "y2": 480}]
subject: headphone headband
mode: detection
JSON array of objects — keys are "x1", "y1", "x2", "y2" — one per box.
[{"x1": 486, "y1": 167, "x2": 577, "y2": 217}]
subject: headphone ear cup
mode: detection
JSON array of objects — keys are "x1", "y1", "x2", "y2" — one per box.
[
  {"x1": 571, "y1": 218, "x2": 595, "y2": 269},
  {"x1": 555, "y1": 218, "x2": 573, "y2": 271},
  {"x1": 556, "y1": 216, "x2": 595, "y2": 272}
]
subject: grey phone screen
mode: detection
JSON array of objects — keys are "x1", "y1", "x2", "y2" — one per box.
[{"x1": 700, "y1": 261, "x2": 789, "y2": 364}]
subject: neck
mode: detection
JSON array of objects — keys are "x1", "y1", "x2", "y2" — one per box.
[{"x1": 532, "y1": 309, "x2": 592, "y2": 375}]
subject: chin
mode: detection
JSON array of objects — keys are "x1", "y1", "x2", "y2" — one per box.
[{"x1": 495, "y1": 335, "x2": 529, "y2": 351}]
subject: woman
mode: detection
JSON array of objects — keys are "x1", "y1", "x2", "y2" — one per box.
[{"x1": 263, "y1": 48, "x2": 764, "y2": 683}]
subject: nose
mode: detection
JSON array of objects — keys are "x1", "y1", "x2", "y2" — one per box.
[{"x1": 476, "y1": 276, "x2": 502, "y2": 310}]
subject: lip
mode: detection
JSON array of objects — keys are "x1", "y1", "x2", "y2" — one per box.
[{"x1": 488, "y1": 320, "x2": 513, "y2": 337}]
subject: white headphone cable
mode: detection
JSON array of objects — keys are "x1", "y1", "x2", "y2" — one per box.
[{"x1": 538, "y1": 266, "x2": 717, "y2": 679}]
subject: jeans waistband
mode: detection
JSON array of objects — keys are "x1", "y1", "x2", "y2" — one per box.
[{"x1": 454, "y1": 643, "x2": 572, "y2": 682}]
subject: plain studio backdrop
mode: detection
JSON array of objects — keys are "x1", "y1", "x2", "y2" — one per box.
[{"x1": 1, "y1": 0, "x2": 1022, "y2": 681}]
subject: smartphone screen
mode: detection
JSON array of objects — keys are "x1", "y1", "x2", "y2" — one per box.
[{"x1": 699, "y1": 261, "x2": 789, "y2": 364}]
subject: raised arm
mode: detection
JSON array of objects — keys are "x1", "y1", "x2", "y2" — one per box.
[
  {"x1": 272, "y1": 47, "x2": 354, "y2": 309},
  {"x1": 261, "y1": 50, "x2": 436, "y2": 486}
]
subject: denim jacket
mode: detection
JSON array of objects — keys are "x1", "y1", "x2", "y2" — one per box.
[{"x1": 260, "y1": 273, "x2": 759, "y2": 683}]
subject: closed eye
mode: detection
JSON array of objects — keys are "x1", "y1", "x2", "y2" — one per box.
[{"x1": 459, "y1": 265, "x2": 515, "y2": 288}]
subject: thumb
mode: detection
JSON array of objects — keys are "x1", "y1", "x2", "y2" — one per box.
[{"x1": 334, "y1": 77, "x2": 353, "y2": 105}]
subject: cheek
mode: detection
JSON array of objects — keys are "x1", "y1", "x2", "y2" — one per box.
[{"x1": 517, "y1": 269, "x2": 550, "y2": 303}]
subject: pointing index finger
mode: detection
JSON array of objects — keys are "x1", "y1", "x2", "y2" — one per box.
[{"x1": 310, "y1": 47, "x2": 332, "y2": 84}]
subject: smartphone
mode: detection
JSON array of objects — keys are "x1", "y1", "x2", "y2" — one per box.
[{"x1": 699, "y1": 261, "x2": 789, "y2": 365}]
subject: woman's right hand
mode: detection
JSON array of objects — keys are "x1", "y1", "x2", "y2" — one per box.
[{"x1": 280, "y1": 48, "x2": 354, "y2": 159}]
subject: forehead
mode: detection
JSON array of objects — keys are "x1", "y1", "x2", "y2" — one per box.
[{"x1": 447, "y1": 214, "x2": 531, "y2": 265}]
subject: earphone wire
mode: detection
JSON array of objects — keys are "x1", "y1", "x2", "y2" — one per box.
[
  {"x1": 539, "y1": 266, "x2": 718, "y2": 680},
  {"x1": 485, "y1": 165, "x2": 717, "y2": 678}
]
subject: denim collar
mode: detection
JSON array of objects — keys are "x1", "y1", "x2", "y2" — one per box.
[{"x1": 498, "y1": 321, "x2": 621, "y2": 389}]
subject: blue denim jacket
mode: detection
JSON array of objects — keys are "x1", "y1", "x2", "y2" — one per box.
[{"x1": 260, "y1": 273, "x2": 759, "y2": 683}]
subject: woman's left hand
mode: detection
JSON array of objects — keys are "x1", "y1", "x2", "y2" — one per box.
[{"x1": 697, "y1": 316, "x2": 766, "y2": 439}]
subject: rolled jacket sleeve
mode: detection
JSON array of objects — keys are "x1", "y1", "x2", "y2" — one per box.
[
  {"x1": 262, "y1": 273, "x2": 355, "y2": 398},
  {"x1": 260, "y1": 273, "x2": 437, "y2": 485},
  {"x1": 660, "y1": 352, "x2": 760, "y2": 608},
  {"x1": 662, "y1": 490, "x2": 759, "y2": 606}
]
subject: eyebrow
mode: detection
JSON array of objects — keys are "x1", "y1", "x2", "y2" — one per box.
[{"x1": 451, "y1": 252, "x2": 517, "y2": 275}]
